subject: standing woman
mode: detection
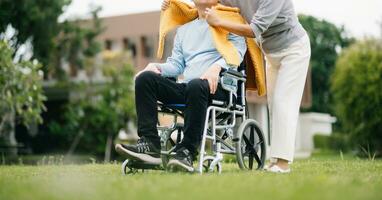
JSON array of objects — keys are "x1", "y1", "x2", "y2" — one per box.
[{"x1": 162, "y1": 0, "x2": 311, "y2": 173}]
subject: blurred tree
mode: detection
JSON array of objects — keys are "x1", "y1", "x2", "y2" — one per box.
[
  {"x1": 0, "y1": 1, "x2": 104, "y2": 157},
  {"x1": 299, "y1": 15, "x2": 354, "y2": 113},
  {"x1": 0, "y1": 0, "x2": 70, "y2": 76},
  {"x1": 48, "y1": 51, "x2": 136, "y2": 161},
  {"x1": 0, "y1": 40, "x2": 46, "y2": 155},
  {"x1": 54, "y1": 6, "x2": 103, "y2": 79},
  {"x1": 331, "y1": 38, "x2": 382, "y2": 156},
  {"x1": 0, "y1": 0, "x2": 103, "y2": 79}
]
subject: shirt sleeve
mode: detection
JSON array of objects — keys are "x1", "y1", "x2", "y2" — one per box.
[
  {"x1": 249, "y1": 0, "x2": 285, "y2": 39},
  {"x1": 214, "y1": 33, "x2": 247, "y2": 70},
  {"x1": 157, "y1": 29, "x2": 185, "y2": 77}
]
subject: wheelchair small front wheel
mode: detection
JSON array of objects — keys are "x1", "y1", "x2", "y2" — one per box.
[
  {"x1": 235, "y1": 119, "x2": 266, "y2": 170},
  {"x1": 202, "y1": 156, "x2": 222, "y2": 173},
  {"x1": 121, "y1": 159, "x2": 130, "y2": 175}
]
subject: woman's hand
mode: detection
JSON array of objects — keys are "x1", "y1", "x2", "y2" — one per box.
[
  {"x1": 200, "y1": 64, "x2": 222, "y2": 94},
  {"x1": 206, "y1": 7, "x2": 255, "y2": 38},
  {"x1": 161, "y1": 0, "x2": 170, "y2": 11},
  {"x1": 205, "y1": 7, "x2": 222, "y2": 27}
]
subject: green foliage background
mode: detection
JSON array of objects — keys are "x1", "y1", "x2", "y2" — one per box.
[
  {"x1": 0, "y1": 0, "x2": 70, "y2": 75},
  {"x1": 0, "y1": 40, "x2": 46, "y2": 132},
  {"x1": 331, "y1": 38, "x2": 382, "y2": 155},
  {"x1": 299, "y1": 15, "x2": 354, "y2": 113},
  {"x1": 0, "y1": 0, "x2": 103, "y2": 80},
  {"x1": 48, "y1": 52, "x2": 136, "y2": 156}
]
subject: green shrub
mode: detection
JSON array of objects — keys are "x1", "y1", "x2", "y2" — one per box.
[
  {"x1": 314, "y1": 135, "x2": 331, "y2": 150},
  {"x1": 331, "y1": 38, "x2": 382, "y2": 156},
  {"x1": 0, "y1": 40, "x2": 46, "y2": 128},
  {"x1": 313, "y1": 133, "x2": 350, "y2": 152},
  {"x1": 0, "y1": 40, "x2": 46, "y2": 152},
  {"x1": 298, "y1": 14, "x2": 353, "y2": 113}
]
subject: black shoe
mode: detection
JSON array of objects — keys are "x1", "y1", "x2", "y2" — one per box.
[
  {"x1": 167, "y1": 147, "x2": 194, "y2": 172},
  {"x1": 115, "y1": 137, "x2": 161, "y2": 165}
]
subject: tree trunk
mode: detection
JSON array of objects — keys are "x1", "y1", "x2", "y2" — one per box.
[
  {"x1": 1, "y1": 111, "x2": 18, "y2": 156},
  {"x1": 104, "y1": 133, "x2": 113, "y2": 163},
  {"x1": 66, "y1": 130, "x2": 84, "y2": 156}
]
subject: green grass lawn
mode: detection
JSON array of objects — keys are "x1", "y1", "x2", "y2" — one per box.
[{"x1": 0, "y1": 154, "x2": 381, "y2": 200}]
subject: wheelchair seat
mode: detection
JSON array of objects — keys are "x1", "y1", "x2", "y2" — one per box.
[
  {"x1": 163, "y1": 103, "x2": 186, "y2": 111},
  {"x1": 159, "y1": 98, "x2": 237, "y2": 114}
]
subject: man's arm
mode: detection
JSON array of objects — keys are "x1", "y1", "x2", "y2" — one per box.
[
  {"x1": 135, "y1": 29, "x2": 184, "y2": 79},
  {"x1": 156, "y1": 29, "x2": 185, "y2": 77},
  {"x1": 201, "y1": 34, "x2": 247, "y2": 94}
]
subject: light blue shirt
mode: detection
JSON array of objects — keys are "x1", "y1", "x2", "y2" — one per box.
[{"x1": 158, "y1": 19, "x2": 247, "y2": 83}]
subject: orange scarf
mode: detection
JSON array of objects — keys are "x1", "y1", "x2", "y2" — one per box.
[{"x1": 157, "y1": 0, "x2": 266, "y2": 96}]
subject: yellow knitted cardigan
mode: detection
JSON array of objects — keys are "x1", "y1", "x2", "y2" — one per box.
[{"x1": 157, "y1": 0, "x2": 266, "y2": 96}]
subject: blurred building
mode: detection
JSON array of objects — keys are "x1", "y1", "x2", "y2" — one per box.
[{"x1": 83, "y1": 11, "x2": 335, "y2": 158}]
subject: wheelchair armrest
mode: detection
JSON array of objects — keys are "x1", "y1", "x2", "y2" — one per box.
[
  {"x1": 220, "y1": 68, "x2": 246, "y2": 82},
  {"x1": 217, "y1": 68, "x2": 240, "y2": 103}
]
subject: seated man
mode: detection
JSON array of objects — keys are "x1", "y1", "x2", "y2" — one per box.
[{"x1": 116, "y1": 0, "x2": 246, "y2": 172}]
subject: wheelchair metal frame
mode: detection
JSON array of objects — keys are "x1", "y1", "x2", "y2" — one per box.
[
  {"x1": 121, "y1": 67, "x2": 266, "y2": 175},
  {"x1": 197, "y1": 70, "x2": 247, "y2": 173},
  {"x1": 158, "y1": 68, "x2": 253, "y2": 174}
]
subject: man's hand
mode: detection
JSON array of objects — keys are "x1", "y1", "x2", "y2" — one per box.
[
  {"x1": 161, "y1": 0, "x2": 170, "y2": 11},
  {"x1": 200, "y1": 64, "x2": 222, "y2": 94},
  {"x1": 135, "y1": 63, "x2": 161, "y2": 80},
  {"x1": 205, "y1": 7, "x2": 222, "y2": 27}
]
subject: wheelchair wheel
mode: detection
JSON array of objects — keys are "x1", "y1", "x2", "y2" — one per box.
[
  {"x1": 235, "y1": 119, "x2": 266, "y2": 170},
  {"x1": 121, "y1": 159, "x2": 130, "y2": 175},
  {"x1": 162, "y1": 139, "x2": 175, "y2": 168},
  {"x1": 202, "y1": 156, "x2": 222, "y2": 173},
  {"x1": 161, "y1": 125, "x2": 183, "y2": 168},
  {"x1": 121, "y1": 159, "x2": 140, "y2": 175}
]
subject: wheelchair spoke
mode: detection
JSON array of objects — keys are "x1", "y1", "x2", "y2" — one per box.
[
  {"x1": 249, "y1": 152, "x2": 254, "y2": 169},
  {"x1": 236, "y1": 119, "x2": 266, "y2": 171},
  {"x1": 243, "y1": 134, "x2": 253, "y2": 146},
  {"x1": 250, "y1": 126, "x2": 255, "y2": 144},
  {"x1": 253, "y1": 151, "x2": 262, "y2": 168},
  {"x1": 243, "y1": 149, "x2": 250, "y2": 157},
  {"x1": 169, "y1": 138, "x2": 176, "y2": 146},
  {"x1": 253, "y1": 140, "x2": 263, "y2": 150}
]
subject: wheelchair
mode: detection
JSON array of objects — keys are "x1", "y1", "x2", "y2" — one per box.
[{"x1": 121, "y1": 64, "x2": 266, "y2": 174}]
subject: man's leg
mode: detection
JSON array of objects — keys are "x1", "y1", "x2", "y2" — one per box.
[
  {"x1": 116, "y1": 71, "x2": 185, "y2": 163},
  {"x1": 135, "y1": 71, "x2": 185, "y2": 146},
  {"x1": 168, "y1": 79, "x2": 228, "y2": 172},
  {"x1": 182, "y1": 79, "x2": 228, "y2": 154}
]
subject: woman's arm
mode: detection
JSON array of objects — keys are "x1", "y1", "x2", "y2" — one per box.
[
  {"x1": 205, "y1": 8, "x2": 255, "y2": 38},
  {"x1": 216, "y1": 19, "x2": 255, "y2": 38},
  {"x1": 205, "y1": 0, "x2": 285, "y2": 39}
]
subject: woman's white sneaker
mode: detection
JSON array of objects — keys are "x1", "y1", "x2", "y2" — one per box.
[
  {"x1": 263, "y1": 162, "x2": 276, "y2": 170},
  {"x1": 265, "y1": 165, "x2": 291, "y2": 174}
]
